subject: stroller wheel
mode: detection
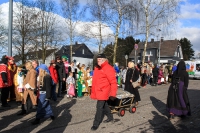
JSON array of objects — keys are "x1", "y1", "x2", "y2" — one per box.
[
  {"x1": 118, "y1": 108, "x2": 125, "y2": 117},
  {"x1": 129, "y1": 106, "x2": 136, "y2": 113}
]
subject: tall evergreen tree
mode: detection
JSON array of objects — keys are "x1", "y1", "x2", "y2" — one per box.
[
  {"x1": 103, "y1": 36, "x2": 140, "y2": 66},
  {"x1": 179, "y1": 37, "x2": 194, "y2": 60}
]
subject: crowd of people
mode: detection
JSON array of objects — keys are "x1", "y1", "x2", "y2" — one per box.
[{"x1": 0, "y1": 54, "x2": 191, "y2": 130}]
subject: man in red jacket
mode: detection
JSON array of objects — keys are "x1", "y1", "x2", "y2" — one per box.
[
  {"x1": 90, "y1": 54, "x2": 117, "y2": 131},
  {"x1": 49, "y1": 60, "x2": 58, "y2": 101},
  {"x1": 0, "y1": 55, "x2": 12, "y2": 107}
]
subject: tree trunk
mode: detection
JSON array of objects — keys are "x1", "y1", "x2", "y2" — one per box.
[{"x1": 142, "y1": 8, "x2": 149, "y2": 65}]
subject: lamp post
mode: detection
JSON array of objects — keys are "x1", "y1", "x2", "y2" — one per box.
[
  {"x1": 158, "y1": 37, "x2": 163, "y2": 67},
  {"x1": 8, "y1": 0, "x2": 13, "y2": 56},
  {"x1": 125, "y1": 55, "x2": 128, "y2": 67}
]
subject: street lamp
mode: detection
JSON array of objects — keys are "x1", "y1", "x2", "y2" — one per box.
[
  {"x1": 125, "y1": 55, "x2": 128, "y2": 67},
  {"x1": 158, "y1": 37, "x2": 163, "y2": 66},
  {"x1": 8, "y1": 0, "x2": 13, "y2": 56}
]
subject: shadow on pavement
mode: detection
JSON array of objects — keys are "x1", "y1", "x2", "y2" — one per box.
[
  {"x1": 150, "y1": 88, "x2": 200, "y2": 133},
  {"x1": 149, "y1": 96, "x2": 177, "y2": 133},
  {"x1": 37, "y1": 99, "x2": 77, "y2": 133},
  {"x1": 0, "y1": 99, "x2": 76, "y2": 133}
]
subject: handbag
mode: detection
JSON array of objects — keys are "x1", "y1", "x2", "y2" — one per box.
[{"x1": 131, "y1": 69, "x2": 139, "y2": 88}]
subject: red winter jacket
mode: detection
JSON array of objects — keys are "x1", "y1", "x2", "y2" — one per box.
[
  {"x1": 0, "y1": 64, "x2": 12, "y2": 88},
  {"x1": 49, "y1": 66, "x2": 58, "y2": 84},
  {"x1": 90, "y1": 61, "x2": 117, "y2": 100}
]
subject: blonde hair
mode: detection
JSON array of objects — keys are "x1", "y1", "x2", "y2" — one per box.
[
  {"x1": 129, "y1": 61, "x2": 135, "y2": 68},
  {"x1": 38, "y1": 69, "x2": 49, "y2": 86},
  {"x1": 25, "y1": 61, "x2": 33, "y2": 70}
]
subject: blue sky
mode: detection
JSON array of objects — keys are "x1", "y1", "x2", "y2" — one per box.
[{"x1": 0, "y1": 0, "x2": 200, "y2": 55}]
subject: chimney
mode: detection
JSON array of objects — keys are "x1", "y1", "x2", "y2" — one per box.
[
  {"x1": 151, "y1": 38, "x2": 154, "y2": 43},
  {"x1": 75, "y1": 41, "x2": 78, "y2": 45},
  {"x1": 161, "y1": 37, "x2": 164, "y2": 42}
]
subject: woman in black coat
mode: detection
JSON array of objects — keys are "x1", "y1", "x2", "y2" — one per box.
[
  {"x1": 124, "y1": 61, "x2": 141, "y2": 105},
  {"x1": 166, "y1": 60, "x2": 191, "y2": 119}
]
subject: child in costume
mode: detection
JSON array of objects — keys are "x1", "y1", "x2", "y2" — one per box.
[
  {"x1": 13, "y1": 66, "x2": 25, "y2": 105},
  {"x1": 66, "y1": 72, "x2": 75, "y2": 98}
]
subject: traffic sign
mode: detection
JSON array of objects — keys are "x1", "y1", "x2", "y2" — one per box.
[{"x1": 134, "y1": 44, "x2": 138, "y2": 50}]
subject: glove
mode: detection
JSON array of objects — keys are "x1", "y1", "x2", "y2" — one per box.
[
  {"x1": 33, "y1": 89, "x2": 38, "y2": 96},
  {"x1": 109, "y1": 96, "x2": 116, "y2": 101}
]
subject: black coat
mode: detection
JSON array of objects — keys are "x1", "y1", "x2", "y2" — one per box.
[
  {"x1": 40, "y1": 75, "x2": 52, "y2": 99},
  {"x1": 152, "y1": 67, "x2": 159, "y2": 77},
  {"x1": 56, "y1": 61, "x2": 66, "y2": 81},
  {"x1": 124, "y1": 68, "x2": 141, "y2": 102}
]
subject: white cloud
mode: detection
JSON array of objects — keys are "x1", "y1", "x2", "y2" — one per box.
[
  {"x1": 0, "y1": 2, "x2": 114, "y2": 52},
  {"x1": 180, "y1": 2, "x2": 200, "y2": 20}
]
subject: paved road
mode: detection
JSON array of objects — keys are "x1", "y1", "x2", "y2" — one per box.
[{"x1": 0, "y1": 80, "x2": 200, "y2": 133}]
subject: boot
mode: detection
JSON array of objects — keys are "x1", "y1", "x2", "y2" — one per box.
[
  {"x1": 17, "y1": 109, "x2": 26, "y2": 115},
  {"x1": 17, "y1": 104, "x2": 26, "y2": 115},
  {"x1": 31, "y1": 118, "x2": 40, "y2": 125}
]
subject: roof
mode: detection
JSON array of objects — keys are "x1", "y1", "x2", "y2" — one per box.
[
  {"x1": 56, "y1": 43, "x2": 94, "y2": 59},
  {"x1": 14, "y1": 49, "x2": 57, "y2": 62},
  {"x1": 129, "y1": 39, "x2": 180, "y2": 58}
]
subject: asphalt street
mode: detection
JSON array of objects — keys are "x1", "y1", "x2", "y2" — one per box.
[{"x1": 0, "y1": 80, "x2": 200, "y2": 133}]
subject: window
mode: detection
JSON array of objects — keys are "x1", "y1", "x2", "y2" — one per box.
[
  {"x1": 82, "y1": 49, "x2": 84, "y2": 54},
  {"x1": 145, "y1": 50, "x2": 152, "y2": 56}
]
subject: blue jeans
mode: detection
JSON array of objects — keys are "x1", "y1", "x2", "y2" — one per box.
[
  {"x1": 58, "y1": 81, "x2": 62, "y2": 97},
  {"x1": 147, "y1": 75, "x2": 151, "y2": 84},
  {"x1": 36, "y1": 92, "x2": 54, "y2": 119},
  {"x1": 51, "y1": 84, "x2": 57, "y2": 101}
]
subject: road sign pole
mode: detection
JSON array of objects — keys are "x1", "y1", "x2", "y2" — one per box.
[{"x1": 134, "y1": 44, "x2": 138, "y2": 65}]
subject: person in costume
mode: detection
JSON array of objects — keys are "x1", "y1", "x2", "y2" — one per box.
[
  {"x1": 0, "y1": 55, "x2": 12, "y2": 107},
  {"x1": 166, "y1": 60, "x2": 191, "y2": 119},
  {"x1": 18, "y1": 61, "x2": 37, "y2": 115},
  {"x1": 49, "y1": 60, "x2": 58, "y2": 101},
  {"x1": 32, "y1": 64, "x2": 54, "y2": 125},
  {"x1": 13, "y1": 66, "x2": 25, "y2": 105},
  {"x1": 124, "y1": 61, "x2": 141, "y2": 106},
  {"x1": 114, "y1": 62, "x2": 120, "y2": 86},
  {"x1": 7, "y1": 56, "x2": 17, "y2": 101},
  {"x1": 77, "y1": 65, "x2": 86, "y2": 97},
  {"x1": 62, "y1": 56, "x2": 69, "y2": 93},
  {"x1": 55, "y1": 56, "x2": 66, "y2": 98},
  {"x1": 66, "y1": 72, "x2": 75, "y2": 99},
  {"x1": 86, "y1": 67, "x2": 92, "y2": 96}
]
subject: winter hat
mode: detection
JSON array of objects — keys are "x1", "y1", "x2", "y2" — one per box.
[
  {"x1": 6, "y1": 56, "x2": 14, "y2": 60},
  {"x1": 39, "y1": 64, "x2": 50, "y2": 74},
  {"x1": 62, "y1": 55, "x2": 68, "y2": 60},
  {"x1": 97, "y1": 53, "x2": 106, "y2": 58}
]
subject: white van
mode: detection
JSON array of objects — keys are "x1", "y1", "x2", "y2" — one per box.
[{"x1": 185, "y1": 60, "x2": 200, "y2": 79}]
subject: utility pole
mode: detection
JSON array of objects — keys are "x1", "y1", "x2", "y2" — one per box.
[
  {"x1": 158, "y1": 37, "x2": 163, "y2": 67},
  {"x1": 8, "y1": 0, "x2": 13, "y2": 56}
]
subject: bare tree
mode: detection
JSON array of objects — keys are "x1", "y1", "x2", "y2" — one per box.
[
  {"x1": 34, "y1": 0, "x2": 59, "y2": 63},
  {"x1": 136, "y1": 0, "x2": 179, "y2": 65},
  {"x1": 13, "y1": 0, "x2": 37, "y2": 64},
  {"x1": 84, "y1": 0, "x2": 110, "y2": 53},
  {"x1": 61, "y1": 0, "x2": 81, "y2": 62},
  {"x1": 0, "y1": 7, "x2": 7, "y2": 55},
  {"x1": 104, "y1": 0, "x2": 139, "y2": 64}
]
